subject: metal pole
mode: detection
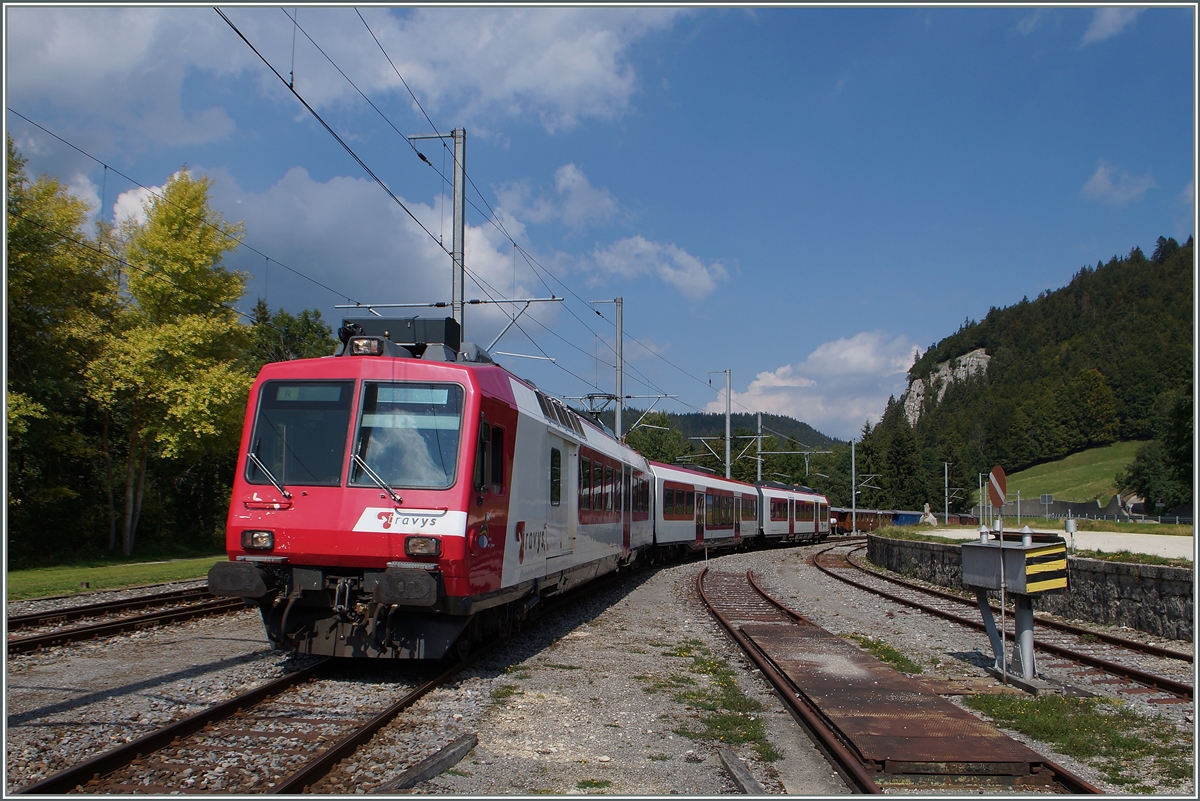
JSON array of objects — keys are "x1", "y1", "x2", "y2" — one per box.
[
  {"x1": 451, "y1": 129, "x2": 465, "y2": 339},
  {"x1": 615, "y1": 297, "x2": 623, "y2": 439},
  {"x1": 944, "y1": 462, "x2": 949, "y2": 524},
  {"x1": 756, "y1": 412, "x2": 762, "y2": 483},
  {"x1": 851, "y1": 440, "x2": 857, "y2": 534},
  {"x1": 724, "y1": 369, "x2": 731, "y2": 479}
]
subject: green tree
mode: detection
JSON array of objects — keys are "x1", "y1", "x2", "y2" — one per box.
[
  {"x1": 86, "y1": 168, "x2": 251, "y2": 556},
  {"x1": 6, "y1": 136, "x2": 118, "y2": 562},
  {"x1": 624, "y1": 411, "x2": 692, "y2": 465},
  {"x1": 250, "y1": 299, "x2": 335, "y2": 366}
]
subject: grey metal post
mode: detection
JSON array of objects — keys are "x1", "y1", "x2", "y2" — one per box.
[
  {"x1": 975, "y1": 588, "x2": 1004, "y2": 670},
  {"x1": 944, "y1": 462, "x2": 949, "y2": 524},
  {"x1": 1014, "y1": 595, "x2": 1035, "y2": 679},
  {"x1": 851, "y1": 440, "x2": 857, "y2": 534},
  {"x1": 452, "y1": 128, "x2": 465, "y2": 338},
  {"x1": 724, "y1": 369, "x2": 731, "y2": 479},
  {"x1": 615, "y1": 297, "x2": 623, "y2": 439},
  {"x1": 756, "y1": 412, "x2": 762, "y2": 483}
]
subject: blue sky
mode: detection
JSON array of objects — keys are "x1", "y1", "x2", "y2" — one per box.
[{"x1": 5, "y1": 5, "x2": 1195, "y2": 441}]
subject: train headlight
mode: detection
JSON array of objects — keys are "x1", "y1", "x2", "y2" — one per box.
[
  {"x1": 241, "y1": 529, "x2": 275, "y2": 550},
  {"x1": 405, "y1": 536, "x2": 442, "y2": 557},
  {"x1": 349, "y1": 337, "x2": 385, "y2": 356}
]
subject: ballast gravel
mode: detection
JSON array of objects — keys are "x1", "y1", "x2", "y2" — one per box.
[
  {"x1": 6, "y1": 578, "x2": 210, "y2": 618},
  {"x1": 5, "y1": 540, "x2": 1193, "y2": 795}
]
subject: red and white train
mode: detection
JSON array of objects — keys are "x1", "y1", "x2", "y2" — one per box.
[{"x1": 209, "y1": 318, "x2": 829, "y2": 659}]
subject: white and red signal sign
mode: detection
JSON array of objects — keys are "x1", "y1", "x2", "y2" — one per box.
[{"x1": 988, "y1": 465, "x2": 1007, "y2": 508}]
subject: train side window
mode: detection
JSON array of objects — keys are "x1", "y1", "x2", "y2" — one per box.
[
  {"x1": 490, "y1": 426, "x2": 505, "y2": 493},
  {"x1": 581, "y1": 457, "x2": 591, "y2": 510},
  {"x1": 549, "y1": 447, "x2": 561, "y2": 506},
  {"x1": 664, "y1": 487, "x2": 674, "y2": 517},
  {"x1": 604, "y1": 465, "x2": 614, "y2": 511},
  {"x1": 474, "y1": 421, "x2": 491, "y2": 492},
  {"x1": 685, "y1": 491, "x2": 695, "y2": 515},
  {"x1": 593, "y1": 462, "x2": 603, "y2": 512}
]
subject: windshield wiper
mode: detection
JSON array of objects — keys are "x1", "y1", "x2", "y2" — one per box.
[
  {"x1": 353, "y1": 453, "x2": 403, "y2": 505},
  {"x1": 247, "y1": 452, "x2": 293, "y2": 500}
]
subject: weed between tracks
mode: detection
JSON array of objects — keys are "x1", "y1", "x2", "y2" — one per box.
[
  {"x1": 636, "y1": 637, "x2": 782, "y2": 761},
  {"x1": 963, "y1": 694, "x2": 1193, "y2": 793},
  {"x1": 845, "y1": 633, "x2": 924, "y2": 674}
]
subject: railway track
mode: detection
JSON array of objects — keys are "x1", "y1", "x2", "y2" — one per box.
[
  {"x1": 6, "y1": 590, "x2": 247, "y2": 655},
  {"x1": 16, "y1": 645, "x2": 487, "y2": 794},
  {"x1": 810, "y1": 542, "x2": 1193, "y2": 702},
  {"x1": 697, "y1": 566, "x2": 1100, "y2": 793}
]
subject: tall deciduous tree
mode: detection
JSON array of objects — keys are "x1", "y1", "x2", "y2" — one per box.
[
  {"x1": 86, "y1": 169, "x2": 251, "y2": 556},
  {"x1": 6, "y1": 136, "x2": 117, "y2": 561}
]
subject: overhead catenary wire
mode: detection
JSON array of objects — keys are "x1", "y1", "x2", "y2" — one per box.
[
  {"x1": 301, "y1": 9, "x2": 731, "y2": 412},
  {"x1": 225, "y1": 8, "x2": 761, "y2": 418},
  {"x1": 6, "y1": 108, "x2": 360, "y2": 307},
  {"x1": 215, "y1": 7, "x2": 448, "y2": 259}
]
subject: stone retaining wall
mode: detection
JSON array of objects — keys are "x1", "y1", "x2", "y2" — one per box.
[{"x1": 866, "y1": 535, "x2": 1193, "y2": 642}]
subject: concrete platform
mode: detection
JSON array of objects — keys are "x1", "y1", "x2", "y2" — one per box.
[{"x1": 922, "y1": 526, "x2": 1194, "y2": 561}]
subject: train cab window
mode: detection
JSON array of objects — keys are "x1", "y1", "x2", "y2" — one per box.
[
  {"x1": 473, "y1": 420, "x2": 504, "y2": 493},
  {"x1": 352, "y1": 382, "x2": 464, "y2": 490},
  {"x1": 580, "y1": 457, "x2": 592, "y2": 510},
  {"x1": 249, "y1": 381, "x2": 354, "y2": 487},
  {"x1": 550, "y1": 447, "x2": 562, "y2": 506}
]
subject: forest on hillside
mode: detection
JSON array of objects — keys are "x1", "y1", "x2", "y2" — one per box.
[
  {"x1": 611, "y1": 239, "x2": 1192, "y2": 515},
  {"x1": 854, "y1": 238, "x2": 1193, "y2": 514}
]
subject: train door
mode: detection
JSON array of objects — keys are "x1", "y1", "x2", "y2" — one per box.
[
  {"x1": 547, "y1": 436, "x2": 570, "y2": 555},
  {"x1": 734, "y1": 496, "x2": 741, "y2": 541},
  {"x1": 622, "y1": 465, "x2": 631, "y2": 555},
  {"x1": 694, "y1": 491, "x2": 705, "y2": 547},
  {"x1": 788, "y1": 497, "x2": 795, "y2": 539}
]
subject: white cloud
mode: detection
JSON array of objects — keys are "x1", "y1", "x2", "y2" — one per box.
[
  {"x1": 588, "y1": 236, "x2": 728, "y2": 300},
  {"x1": 6, "y1": 6, "x2": 684, "y2": 155},
  {"x1": 1081, "y1": 160, "x2": 1155, "y2": 206},
  {"x1": 1179, "y1": 180, "x2": 1194, "y2": 207},
  {"x1": 1080, "y1": 8, "x2": 1142, "y2": 46},
  {"x1": 1016, "y1": 10, "x2": 1046, "y2": 36},
  {"x1": 112, "y1": 183, "x2": 165, "y2": 226},
  {"x1": 6, "y1": 7, "x2": 243, "y2": 151},
  {"x1": 205, "y1": 166, "x2": 555, "y2": 346},
  {"x1": 497, "y1": 163, "x2": 618, "y2": 230},
  {"x1": 707, "y1": 331, "x2": 920, "y2": 440}
]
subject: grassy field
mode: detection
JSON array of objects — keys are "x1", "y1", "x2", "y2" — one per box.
[
  {"x1": 6, "y1": 556, "x2": 225, "y2": 601},
  {"x1": 971, "y1": 441, "x2": 1146, "y2": 507}
]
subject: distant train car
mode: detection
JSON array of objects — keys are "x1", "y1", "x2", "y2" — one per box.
[
  {"x1": 830, "y1": 507, "x2": 893, "y2": 534},
  {"x1": 650, "y1": 463, "x2": 757, "y2": 552},
  {"x1": 758, "y1": 482, "x2": 829, "y2": 543}
]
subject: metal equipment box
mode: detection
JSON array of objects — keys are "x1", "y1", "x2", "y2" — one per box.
[
  {"x1": 961, "y1": 539, "x2": 1068, "y2": 595},
  {"x1": 342, "y1": 317, "x2": 462, "y2": 352}
]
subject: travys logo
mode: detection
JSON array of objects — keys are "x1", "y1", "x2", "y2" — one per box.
[
  {"x1": 513, "y1": 522, "x2": 549, "y2": 564},
  {"x1": 352, "y1": 508, "x2": 466, "y2": 535}
]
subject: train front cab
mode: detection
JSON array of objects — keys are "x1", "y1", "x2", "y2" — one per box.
[{"x1": 209, "y1": 351, "x2": 531, "y2": 659}]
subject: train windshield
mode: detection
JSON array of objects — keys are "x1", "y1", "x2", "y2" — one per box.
[
  {"x1": 248, "y1": 381, "x2": 355, "y2": 487},
  {"x1": 351, "y1": 382, "x2": 464, "y2": 489}
]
